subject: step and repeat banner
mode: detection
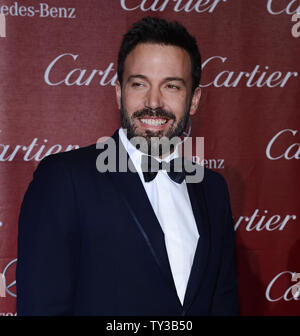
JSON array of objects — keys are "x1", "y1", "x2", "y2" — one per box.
[{"x1": 0, "y1": 0, "x2": 299, "y2": 316}]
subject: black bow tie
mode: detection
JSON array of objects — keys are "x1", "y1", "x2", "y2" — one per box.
[{"x1": 141, "y1": 155, "x2": 187, "y2": 184}]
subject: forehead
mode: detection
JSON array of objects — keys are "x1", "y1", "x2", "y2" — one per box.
[{"x1": 123, "y1": 43, "x2": 192, "y2": 81}]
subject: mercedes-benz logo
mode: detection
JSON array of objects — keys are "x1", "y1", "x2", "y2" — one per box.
[{"x1": 3, "y1": 258, "x2": 17, "y2": 298}]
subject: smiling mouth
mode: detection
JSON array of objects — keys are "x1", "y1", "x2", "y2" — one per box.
[{"x1": 140, "y1": 118, "x2": 168, "y2": 126}]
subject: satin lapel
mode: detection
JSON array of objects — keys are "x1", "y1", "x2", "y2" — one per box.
[
  {"x1": 100, "y1": 131, "x2": 179, "y2": 300},
  {"x1": 183, "y1": 179, "x2": 210, "y2": 312}
]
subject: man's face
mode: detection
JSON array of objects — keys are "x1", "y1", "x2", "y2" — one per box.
[{"x1": 116, "y1": 43, "x2": 201, "y2": 155}]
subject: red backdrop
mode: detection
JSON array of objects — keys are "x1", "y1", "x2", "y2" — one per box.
[{"x1": 0, "y1": 0, "x2": 299, "y2": 316}]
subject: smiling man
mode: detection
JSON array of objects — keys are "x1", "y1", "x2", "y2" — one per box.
[
  {"x1": 117, "y1": 43, "x2": 199, "y2": 151},
  {"x1": 16, "y1": 17, "x2": 239, "y2": 316}
]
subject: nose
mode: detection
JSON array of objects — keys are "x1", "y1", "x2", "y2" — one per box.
[{"x1": 145, "y1": 86, "x2": 163, "y2": 110}]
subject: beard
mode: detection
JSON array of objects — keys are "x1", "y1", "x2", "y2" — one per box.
[{"x1": 120, "y1": 99, "x2": 191, "y2": 157}]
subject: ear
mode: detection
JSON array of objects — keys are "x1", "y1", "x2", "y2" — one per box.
[
  {"x1": 189, "y1": 87, "x2": 201, "y2": 116},
  {"x1": 115, "y1": 80, "x2": 122, "y2": 110}
]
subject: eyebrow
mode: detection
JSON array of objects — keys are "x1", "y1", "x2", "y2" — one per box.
[
  {"x1": 127, "y1": 74, "x2": 187, "y2": 86},
  {"x1": 164, "y1": 77, "x2": 186, "y2": 85},
  {"x1": 127, "y1": 74, "x2": 147, "y2": 81}
]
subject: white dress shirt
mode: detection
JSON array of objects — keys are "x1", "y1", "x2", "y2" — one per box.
[{"x1": 118, "y1": 128, "x2": 199, "y2": 305}]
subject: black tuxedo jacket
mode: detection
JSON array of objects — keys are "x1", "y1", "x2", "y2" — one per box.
[{"x1": 16, "y1": 130, "x2": 239, "y2": 316}]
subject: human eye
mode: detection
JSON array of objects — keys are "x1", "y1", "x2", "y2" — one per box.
[
  {"x1": 131, "y1": 82, "x2": 144, "y2": 88},
  {"x1": 166, "y1": 83, "x2": 180, "y2": 90}
]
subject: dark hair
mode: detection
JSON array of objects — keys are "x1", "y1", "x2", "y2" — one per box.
[{"x1": 117, "y1": 16, "x2": 202, "y2": 92}]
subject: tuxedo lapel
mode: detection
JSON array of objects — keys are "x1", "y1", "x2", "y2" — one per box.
[
  {"x1": 100, "y1": 131, "x2": 180, "y2": 303},
  {"x1": 183, "y1": 179, "x2": 210, "y2": 312}
]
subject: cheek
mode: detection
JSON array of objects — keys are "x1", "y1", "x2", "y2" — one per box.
[
  {"x1": 123, "y1": 90, "x2": 145, "y2": 113},
  {"x1": 166, "y1": 96, "x2": 189, "y2": 117}
]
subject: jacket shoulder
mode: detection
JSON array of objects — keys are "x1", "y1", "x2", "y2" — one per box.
[
  {"x1": 202, "y1": 167, "x2": 230, "y2": 200},
  {"x1": 203, "y1": 167, "x2": 227, "y2": 185},
  {"x1": 36, "y1": 144, "x2": 98, "y2": 171}
]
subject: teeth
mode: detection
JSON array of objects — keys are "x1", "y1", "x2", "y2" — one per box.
[{"x1": 140, "y1": 119, "x2": 167, "y2": 126}]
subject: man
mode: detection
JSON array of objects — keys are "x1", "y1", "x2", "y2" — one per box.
[{"x1": 16, "y1": 17, "x2": 239, "y2": 315}]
